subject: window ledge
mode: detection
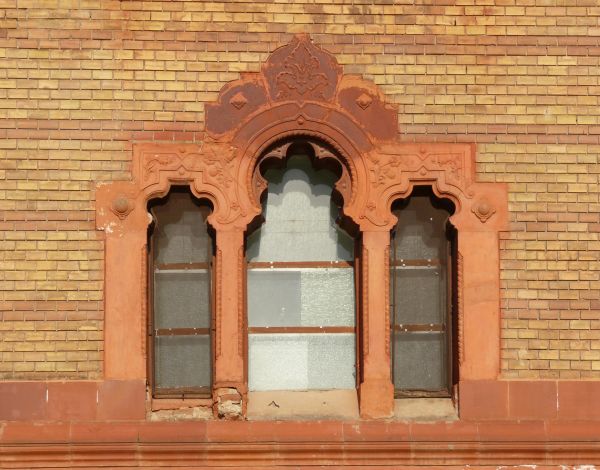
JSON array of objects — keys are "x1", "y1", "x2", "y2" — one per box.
[
  {"x1": 394, "y1": 398, "x2": 457, "y2": 422},
  {"x1": 247, "y1": 390, "x2": 359, "y2": 421}
]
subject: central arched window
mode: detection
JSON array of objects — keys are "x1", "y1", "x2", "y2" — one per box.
[{"x1": 246, "y1": 144, "x2": 356, "y2": 393}]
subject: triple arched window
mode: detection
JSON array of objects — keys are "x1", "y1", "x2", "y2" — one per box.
[{"x1": 146, "y1": 141, "x2": 456, "y2": 404}]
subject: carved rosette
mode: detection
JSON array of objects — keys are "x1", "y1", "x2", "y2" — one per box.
[
  {"x1": 110, "y1": 195, "x2": 134, "y2": 220},
  {"x1": 471, "y1": 197, "x2": 496, "y2": 223}
]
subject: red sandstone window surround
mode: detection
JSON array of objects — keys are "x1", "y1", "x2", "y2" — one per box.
[{"x1": 95, "y1": 34, "x2": 508, "y2": 419}]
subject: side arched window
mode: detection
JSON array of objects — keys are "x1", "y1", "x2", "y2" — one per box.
[
  {"x1": 390, "y1": 187, "x2": 456, "y2": 397},
  {"x1": 148, "y1": 188, "x2": 214, "y2": 398}
]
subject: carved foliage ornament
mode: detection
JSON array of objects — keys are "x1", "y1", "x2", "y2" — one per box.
[
  {"x1": 142, "y1": 142, "x2": 237, "y2": 190},
  {"x1": 266, "y1": 34, "x2": 339, "y2": 102},
  {"x1": 275, "y1": 39, "x2": 329, "y2": 100}
]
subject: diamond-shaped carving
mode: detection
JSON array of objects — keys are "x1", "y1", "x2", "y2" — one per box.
[
  {"x1": 356, "y1": 93, "x2": 373, "y2": 110},
  {"x1": 229, "y1": 92, "x2": 248, "y2": 110}
]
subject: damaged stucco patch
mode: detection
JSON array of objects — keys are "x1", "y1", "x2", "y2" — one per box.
[
  {"x1": 148, "y1": 405, "x2": 213, "y2": 421},
  {"x1": 216, "y1": 388, "x2": 243, "y2": 420}
]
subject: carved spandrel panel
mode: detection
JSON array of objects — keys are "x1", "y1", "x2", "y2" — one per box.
[
  {"x1": 137, "y1": 143, "x2": 246, "y2": 229},
  {"x1": 360, "y1": 146, "x2": 476, "y2": 229},
  {"x1": 142, "y1": 143, "x2": 236, "y2": 190}
]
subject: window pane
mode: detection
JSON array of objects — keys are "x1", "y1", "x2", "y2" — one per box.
[
  {"x1": 392, "y1": 267, "x2": 446, "y2": 325},
  {"x1": 392, "y1": 194, "x2": 448, "y2": 261},
  {"x1": 393, "y1": 332, "x2": 446, "y2": 391},
  {"x1": 246, "y1": 155, "x2": 353, "y2": 262},
  {"x1": 153, "y1": 191, "x2": 212, "y2": 265},
  {"x1": 155, "y1": 335, "x2": 211, "y2": 389},
  {"x1": 301, "y1": 268, "x2": 355, "y2": 326},
  {"x1": 154, "y1": 270, "x2": 211, "y2": 329},
  {"x1": 248, "y1": 270, "x2": 302, "y2": 327},
  {"x1": 248, "y1": 268, "x2": 355, "y2": 327},
  {"x1": 248, "y1": 333, "x2": 355, "y2": 391}
]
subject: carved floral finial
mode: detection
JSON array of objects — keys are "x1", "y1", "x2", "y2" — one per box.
[
  {"x1": 275, "y1": 36, "x2": 329, "y2": 100},
  {"x1": 267, "y1": 34, "x2": 339, "y2": 100}
]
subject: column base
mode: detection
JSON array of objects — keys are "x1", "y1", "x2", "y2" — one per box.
[{"x1": 359, "y1": 379, "x2": 394, "y2": 419}]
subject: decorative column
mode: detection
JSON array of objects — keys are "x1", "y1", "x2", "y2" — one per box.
[
  {"x1": 359, "y1": 230, "x2": 395, "y2": 419},
  {"x1": 213, "y1": 228, "x2": 246, "y2": 419}
]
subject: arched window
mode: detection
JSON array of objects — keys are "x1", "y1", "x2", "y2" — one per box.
[
  {"x1": 148, "y1": 188, "x2": 214, "y2": 398},
  {"x1": 246, "y1": 147, "x2": 356, "y2": 393},
  {"x1": 390, "y1": 187, "x2": 456, "y2": 397}
]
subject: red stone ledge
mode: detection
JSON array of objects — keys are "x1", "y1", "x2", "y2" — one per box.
[
  {"x1": 3, "y1": 380, "x2": 600, "y2": 422},
  {"x1": 0, "y1": 381, "x2": 146, "y2": 422},
  {"x1": 1, "y1": 421, "x2": 600, "y2": 468}
]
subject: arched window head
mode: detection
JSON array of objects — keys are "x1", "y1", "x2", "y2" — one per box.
[
  {"x1": 148, "y1": 187, "x2": 214, "y2": 398},
  {"x1": 390, "y1": 186, "x2": 456, "y2": 397}
]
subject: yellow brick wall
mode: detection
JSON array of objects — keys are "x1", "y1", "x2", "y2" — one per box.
[{"x1": 1, "y1": 0, "x2": 599, "y2": 379}]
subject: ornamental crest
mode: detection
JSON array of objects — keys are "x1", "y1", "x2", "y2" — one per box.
[{"x1": 275, "y1": 39, "x2": 329, "y2": 100}]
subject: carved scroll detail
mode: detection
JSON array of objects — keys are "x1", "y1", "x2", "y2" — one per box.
[
  {"x1": 366, "y1": 151, "x2": 467, "y2": 192},
  {"x1": 367, "y1": 152, "x2": 401, "y2": 188}
]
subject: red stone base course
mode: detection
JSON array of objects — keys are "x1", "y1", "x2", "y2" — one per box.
[{"x1": 1, "y1": 420, "x2": 600, "y2": 468}]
